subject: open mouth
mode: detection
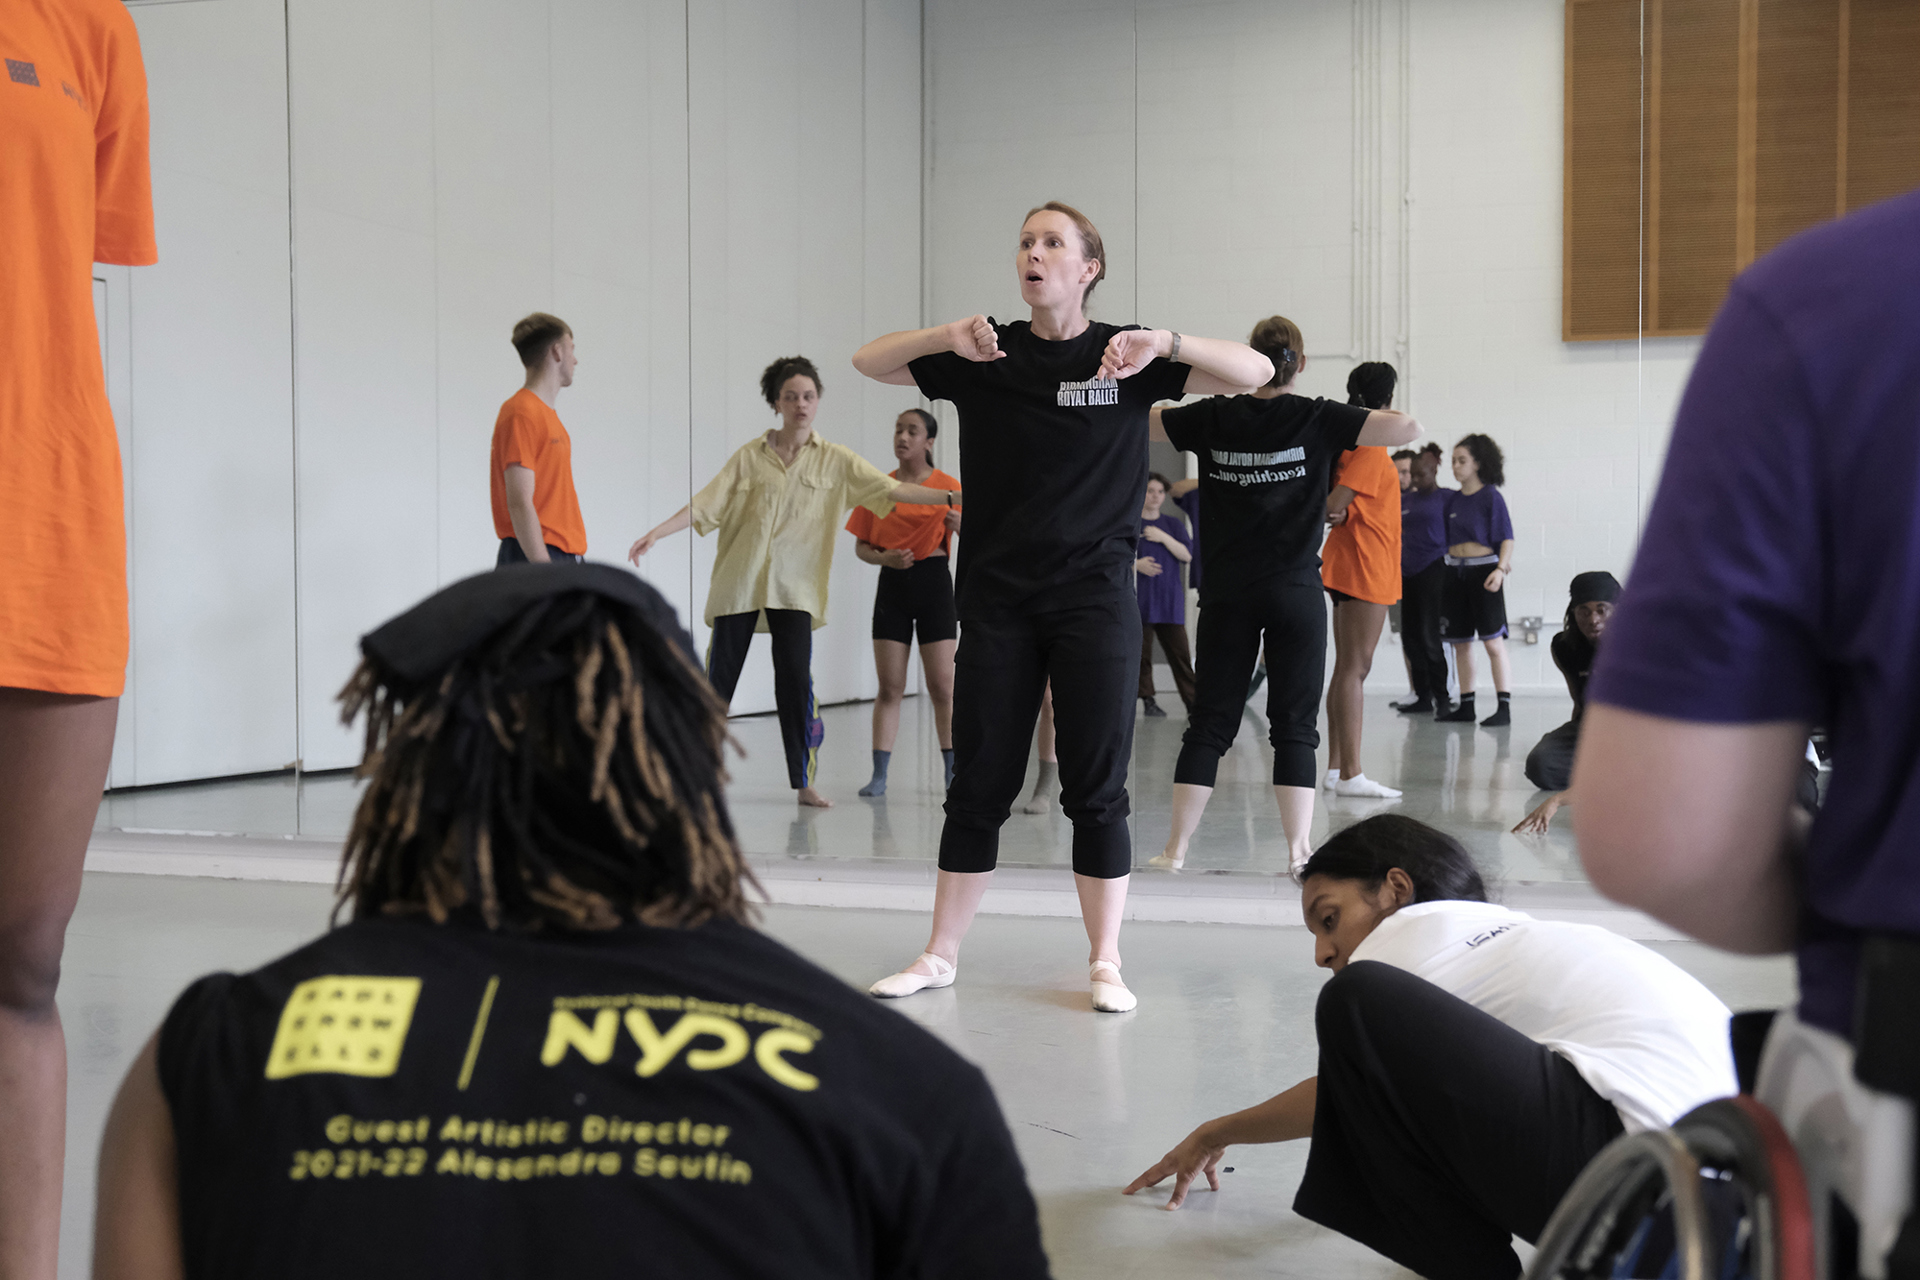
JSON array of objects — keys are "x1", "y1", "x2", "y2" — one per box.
[{"x1": 1025, "y1": 272, "x2": 1043, "y2": 283}]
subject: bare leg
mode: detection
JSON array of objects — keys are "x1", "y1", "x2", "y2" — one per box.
[
  {"x1": 918, "y1": 639, "x2": 956, "y2": 750},
  {"x1": 1158, "y1": 782, "x2": 1212, "y2": 864},
  {"x1": 899, "y1": 869, "x2": 995, "y2": 973},
  {"x1": 0, "y1": 689, "x2": 118, "y2": 1279},
  {"x1": 1483, "y1": 636, "x2": 1511, "y2": 693},
  {"x1": 1035, "y1": 684, "x2": 1056, "y2": 763},
  {"x1": 1075, "y1": 872, "x2": 1130, "y2": 987},
  {"x1": 1328, "y1": 602, "x2": 1388, "y2": 779},
  {"x1": 1452, "y1": 640, "x2": 1478, "y2": 696},
  {"x1": 1273, "y1": 784, "x2": 1317, "y2": 871},
  {"x1": 869, "y1": 639, "x2": 910, "y2": 752},
  {"x1": 1022, "y1": 684, "x2": 1059, "y2": 814}
]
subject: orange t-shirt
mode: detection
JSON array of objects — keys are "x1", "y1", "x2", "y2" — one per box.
[
  {"x1": 844, "y1": 468, "x2": 960, "y2": 560},
  {"x1": 489, "y1": 389, "x2": 587, "y2": 555},
  {"x1": 1322, "y1": 446, "x2": 1402, "y2": 605},
  {"x1": 0, "y1": 0, "x2": 158, "y2": 697}
]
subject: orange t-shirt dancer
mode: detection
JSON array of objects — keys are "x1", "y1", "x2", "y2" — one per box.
[
  {"x1": 489, "y1": 314, "x2": 586, "y2": 565},
  {"x1": 1, "y1": 0, "x2": 159, "y2": 696},
  {"x1": 1322, "y1": 446, "x2": 1402, "y2": 606}
]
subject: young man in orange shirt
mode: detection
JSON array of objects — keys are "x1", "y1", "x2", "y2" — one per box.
[{"x1": 491, "y1": 313, "x2": 588, "y2": 565}]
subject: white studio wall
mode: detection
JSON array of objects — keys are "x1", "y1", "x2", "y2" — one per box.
[{"x1": 115, "y1": 0, "x2": 921, "y2": 786}]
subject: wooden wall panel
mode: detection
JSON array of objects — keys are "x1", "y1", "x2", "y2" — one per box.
[
  {"x1": 1755, "y1": 0, "x2": 1840, "y2": 257},
  {"x1": 1565, "y1": 0, "x2": 1644, "y2": 341},
  {"x1": 1847, "y1": 0, "x2": 1920, "y2": 209},
  {"x1": 1652, "y1": 0, "x2": 1740, "y2": 334}
]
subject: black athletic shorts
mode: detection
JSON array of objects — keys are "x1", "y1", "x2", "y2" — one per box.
[
  {"x1": 1440, "y1": 560, "x2": 1508, "y2": 641},
  {"x1": 1327, "y1": 586, "x2": 1359, "y2": 606},
  {"x1": 872, "y1": 556, "x2": 957, "y2": 644}
]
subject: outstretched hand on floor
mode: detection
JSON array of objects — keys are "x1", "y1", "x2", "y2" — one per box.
[{"x1": 1123, "y1": 1127, "x2": 1227, "y2": 1209}]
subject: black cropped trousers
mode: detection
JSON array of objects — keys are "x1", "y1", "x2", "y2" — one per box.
[
  {"x1": 1295, "y1": 962, "x2": 1626, "y2": 1280},
  {"x1": 1175, "y1": 580, "x2": 1325, "y2": 788},
  {"x1": 941, "y1": 596, "x2": 1138, "y2": 879}
]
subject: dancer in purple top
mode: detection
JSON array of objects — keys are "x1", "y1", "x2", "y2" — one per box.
[
  {"x1": 1434, "y1": 435, "x2": 1514, "y2": 727},
  {"x1": 1136, "y1": 473, "x2": 1196, "y2": 716},
  {"x1": 1395, "y1": 444, "x2": 1452, "y2": 715}
]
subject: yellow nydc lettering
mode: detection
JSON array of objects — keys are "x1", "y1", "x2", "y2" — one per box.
[{"x1": 539, "y1": 1007, "x2": 818, "y2": 1090}]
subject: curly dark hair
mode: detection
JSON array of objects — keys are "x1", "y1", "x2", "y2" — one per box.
[
  {"x1": 759, "y1": 355, "x2": 823, "y2": 409},
  {"x1": 335, "y1": 580, "x2": 754, "y2": 933},
  {"x1": 1346, "y1": 361, "x2": 1397, "y2": 410},
  {"x1": 1299, "y1": 815, "x2": 1490, "y2": 904},
  {"x1": 1454, "y1": 432, "x2": 1506, "y2": 487}
]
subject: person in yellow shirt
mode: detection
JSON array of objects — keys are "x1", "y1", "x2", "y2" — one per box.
[{"x1": 629, "y1": 356, "x2": 957, "y2": 808}]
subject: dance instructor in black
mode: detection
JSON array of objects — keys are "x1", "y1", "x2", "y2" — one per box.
[
  {"x1": 850, "y1": 201, "x2": 1273, "y2": 1013},
  {"x1": 1146, "y1": 318, "x2": 1421, "y2": 874}
]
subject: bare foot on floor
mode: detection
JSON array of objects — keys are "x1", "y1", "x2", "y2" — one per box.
[{"x1": 798, "y1": 787, "x2": 833, "y2": 809}]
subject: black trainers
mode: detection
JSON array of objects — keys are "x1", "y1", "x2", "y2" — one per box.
[
  {"x1": 1436, "y1": 700, "x2": 1477, "y2": 722},
  {"x1": 1143, "y1": 697, "x2": 1167, "y2": 718},
  {"x1": 1479, "y1": 704, "x2": 1511, "y2": 727},
  {"x1": 1394, "y1": 698, "x2": 1435, "y2": 714}
]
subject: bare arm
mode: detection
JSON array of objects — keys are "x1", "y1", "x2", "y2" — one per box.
[
  {"x1": 890, "y1": 481, "x2": 960, "y2": 506},
  {"x1": 628, "y1": 504, "x2": 692, "y2": 564},
  {"x1": 856, "y1": 539, "x2": 913, "y2": 570},
  {"x1": 503, "y1": 465, "x2": 548, "y2": 563},
  {"x1": 1356, "y1": 408, "x2": 1422, "y2": 448},
  {"x1": 1098, "y1": 330, "x2": 1273, "y2": 395},
  {"x1": 1123, "y1": 1078, "x2": 1317, "y2": 1209},
  {"x1": 1167, "y1": 478, "x2": 1199, "y2": 498},
  {"x1": 852, "y1": 316, "x2": 1003, "y2": 386},
  {"x1": 1326, "y1": 484, "x2": 1358, "y2": 526},
  {"x1": 1484, "y1": 538, "x2": 1516, "y2": 591},
  {"x1": 1141, "y1": 526, "x2": 1191, "y2": 563},
  {"x1": 1513, "y1": 789, "x2": 1568, "y2": 835},
  {"x1": 1572, "y1": 706, "x2": 1808, "y2": 952},
  {"x1": 93, "y1": 1034, "x2": 183, "y2": 1280}
]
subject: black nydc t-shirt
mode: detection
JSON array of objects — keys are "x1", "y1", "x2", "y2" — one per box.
[
  {"x1": 157, "y1": 915, "x2": 1050, "y2": 1280},
  {"x1": 1159, "y1": 393, "x2": 1371, "y2": 604},
  {"x1": 910, "y1": 320, "x2": 1190, "y2": 617}
]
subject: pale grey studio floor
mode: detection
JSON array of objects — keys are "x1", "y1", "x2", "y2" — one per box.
[
  {"x1": 97, "y1": 686, "x2": 1591, "y2": 887},
  {"x1": 57, "y1": 874, "x2": 1796, "y2": 1280}
]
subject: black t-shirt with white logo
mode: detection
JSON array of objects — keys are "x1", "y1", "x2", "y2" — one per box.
[
  {"x1": 1159, "y1": 393, "x2": 1371, "y2": 604},
  {"x1": 157, "y1": 915, "x2": 1050, "y2": 1280},
  {"x1": 910, "y1": 320, "x2": 1190, "y2": 617}
]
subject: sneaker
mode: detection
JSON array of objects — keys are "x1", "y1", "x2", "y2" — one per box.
[
  {"x1": 1480, "y1": 704, "x2": 1511, "y2": 727},
  {"x1": 1335, "y1": 773, "x2": 1403, "y2": 799},
  {"x1": 1142, "y1": 697, "x2": 1167, "y2": 718},
  {"x1": 1394, "y1": 698, "x2": 1435, "y2": 715}
]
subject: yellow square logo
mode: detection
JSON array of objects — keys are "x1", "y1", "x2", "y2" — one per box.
[{"x1": 265, "y1": 976, "x2": 422, "y2": 1080}]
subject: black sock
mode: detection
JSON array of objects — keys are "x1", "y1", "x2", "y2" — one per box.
[{"x1": 1497, "y1": 692, "x2": 1511, "y2": 705}]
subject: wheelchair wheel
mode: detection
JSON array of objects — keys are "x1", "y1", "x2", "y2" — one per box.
[{"x1": 1524, "y1": 1097, "x2": 1815, "y2": 1280}]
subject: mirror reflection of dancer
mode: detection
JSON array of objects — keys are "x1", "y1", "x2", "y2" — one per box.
[
  {"x1": 1393, "y1": 444, "x2": 1452, "y2": 716},
  {"x1": 1435, "y1": 434, "x2": 1514, "y2": 726},
  {"x1": 1322, "y1": 363, "x2": 1407, "y2": 799},
  {"x1": 1135, "y1": 472, "x2": 1196, "y2": 718},
  {"x1": 1511, "y1": 572, "x2": 1617, "y2": 834},
  {"x1": 852, "y1": 201, "x2": 1273, "y2": 1012},
  {"x1": 1019, "y1": 685, "x2": 1058, "y2": 814},
  {"x1": 629, "y1": 357, "x2": 957, "y2": 809},
  {"x1": 846, "y1": 409, "x2": 962, "y2": 797},
  {"x1": 0, "y1": 3, "x2": 157, "y2": 1272},
  {"x1": 1148, "y1": 319, "x2": 1420, "y2": 874}
]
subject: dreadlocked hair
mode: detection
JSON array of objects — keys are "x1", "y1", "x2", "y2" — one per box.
[{"x1": 334, "y1": 592, "x2": 755, "y2": 933}]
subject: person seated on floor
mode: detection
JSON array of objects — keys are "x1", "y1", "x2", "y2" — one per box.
[
  {"x1": 1124, "y1": 814, "x2": 1736, "y2": 1280},
  {"x1": 1511, "y1": 570, "x2": 1617, "y2": 834},
  {"x1": 89, "y1": 564, "x2": 1050, "y2": 1280}
]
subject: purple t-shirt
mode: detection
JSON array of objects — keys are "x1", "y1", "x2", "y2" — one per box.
[
  {"x1": 1136, "y1": 512, "x2": 1191, "y2": 625},
  {"x1": 1442, "y1": 485, "x2": 1513, "y2": 553},
  {"x1": 1590, "y1": 188, "x2": 1920, "y2": 1042},
  {"x1": 1173, "y1": 489, "x2": 1202, "y2": 593},
  {"x1": 1401, "y1": 487, "x2": 1449, "y2": 575}
]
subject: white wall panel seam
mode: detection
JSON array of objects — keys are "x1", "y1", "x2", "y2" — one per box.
[{"x1": 282, "y1": 0, "x2": 305, "y2": 772}]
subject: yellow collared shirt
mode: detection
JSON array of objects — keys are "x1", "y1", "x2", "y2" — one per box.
[{"x1": 691, "y1": 430, "x2": 898, "y2": 630}]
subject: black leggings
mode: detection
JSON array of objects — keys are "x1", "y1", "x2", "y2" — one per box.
[
  {"x1": 1525, "y1": 719, "x2": 1581, "y2": 791},
  {"x1": 1176, "y1": 581, "x2": 1325, "y2": 788},
  {"x1": 1295, "y1": 962, "x2": 1626, "y2": 1280},
  {"x1": 941, "y1": 597, "x2": 1138, "y2": 878},
  {"x1": 1399, "y1": 559, "x2": 1449, "y2": 701},
  {"x1": 706, "y1": 609, "x2": 819, "y2": 791}
]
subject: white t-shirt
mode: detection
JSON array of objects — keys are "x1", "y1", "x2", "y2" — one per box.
[{"x1": 1347, "y1": 900, "x2": 1738, "y2": 1132}]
